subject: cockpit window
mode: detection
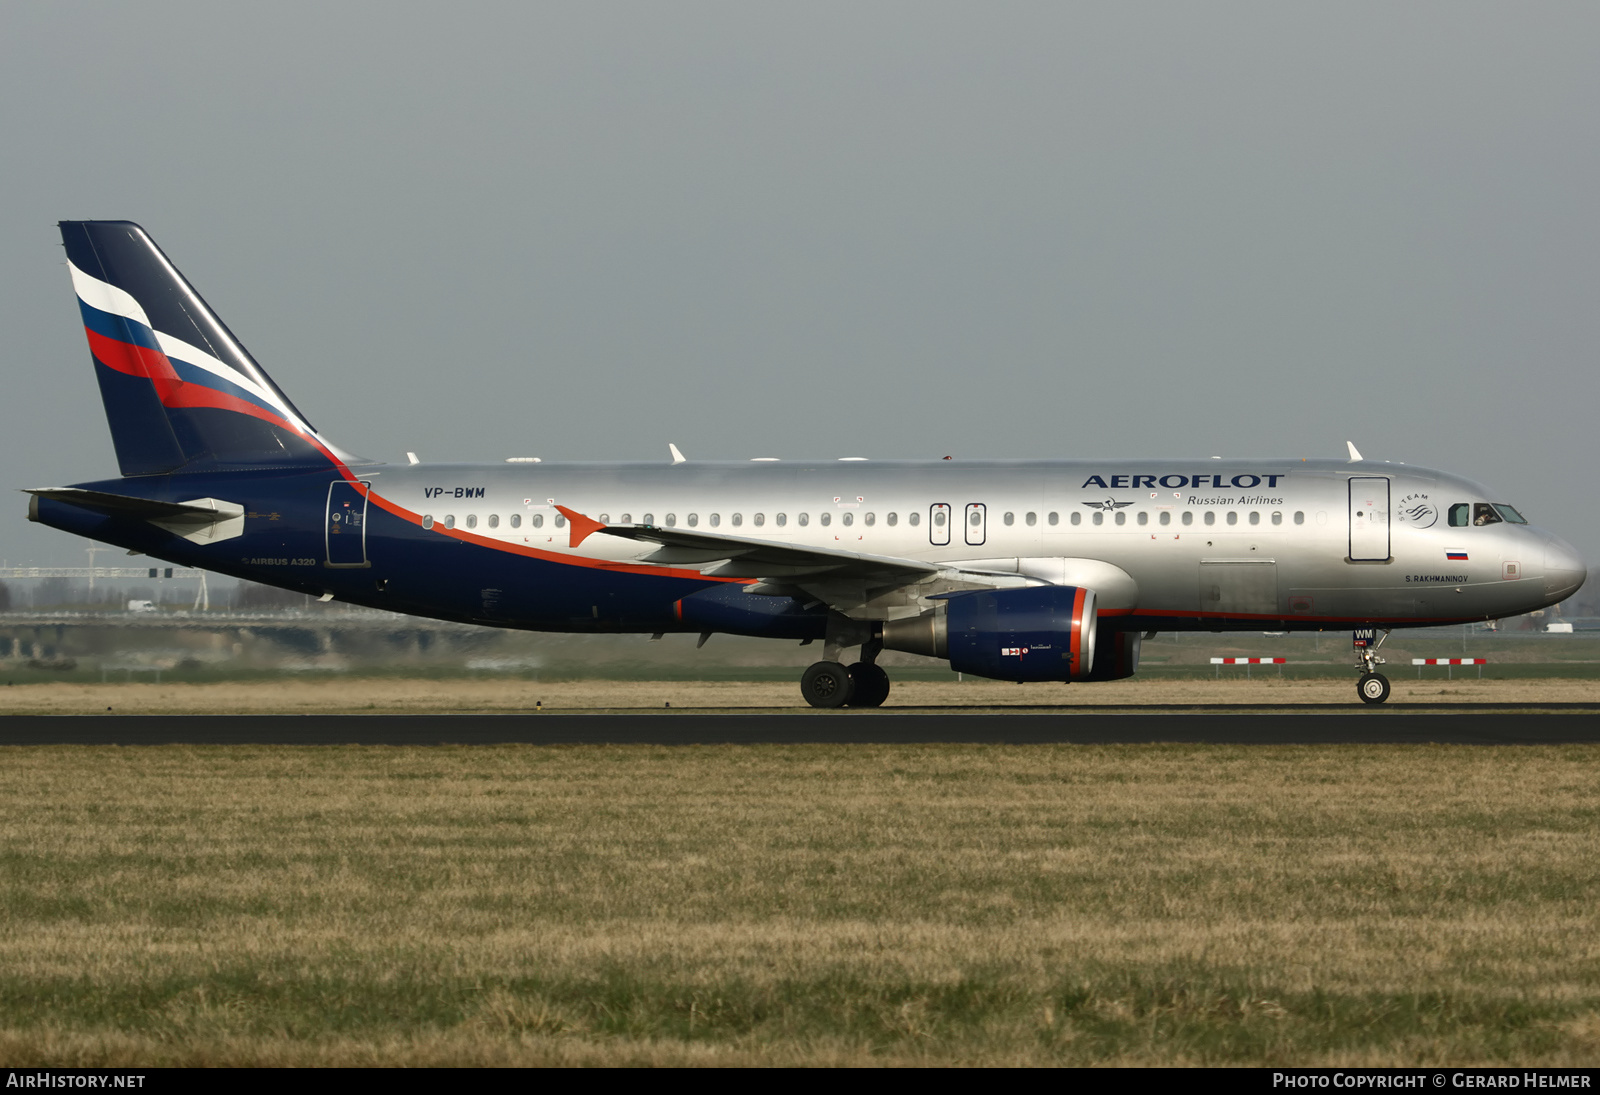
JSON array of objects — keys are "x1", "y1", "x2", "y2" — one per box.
[
  {"x1": 1448, "y1": 503, "x2": 1470, "y2": 527},
  {"x1": 1472, "y1": 502, "x2": 1502, "y2": 526},
  {"x1": 1492, "y1": 503, "x2": 1528, "y2": 525}
]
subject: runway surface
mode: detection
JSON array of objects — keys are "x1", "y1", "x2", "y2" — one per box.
[{"x1": 2, "y1": 709, "x2": 1599, "y2": 745}]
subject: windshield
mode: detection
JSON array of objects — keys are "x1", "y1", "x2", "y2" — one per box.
[{"x1": 1492, "y1": 503, "x2": 1528, "y2": 525}]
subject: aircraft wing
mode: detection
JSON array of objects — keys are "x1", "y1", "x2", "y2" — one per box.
[
  {"x1": 582, "y1": 518, "x2": 941, "y2": 583},
  {"x1": 555, "y1": 507, "x2": 1039, "y2": 620}
]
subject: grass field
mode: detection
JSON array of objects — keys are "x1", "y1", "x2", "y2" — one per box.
[{"x1": 0, "y1": 742, "x2": 1597, "y2": 1065}]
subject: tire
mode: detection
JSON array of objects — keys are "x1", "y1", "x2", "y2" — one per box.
[
  {"x1": 1357, "y1": 672, "x2": 1391, "y2": 705},
  {"x1": 847, "y1": 663, "x2": 891, "y2": 708},
  {"x1": 801, "y1": 661, "x2": 854, "y2": 708}
]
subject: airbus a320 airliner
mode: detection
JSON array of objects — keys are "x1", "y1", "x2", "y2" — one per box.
[{"x1": 28, "y1": 222, "x2": 1587, "y2": 705}]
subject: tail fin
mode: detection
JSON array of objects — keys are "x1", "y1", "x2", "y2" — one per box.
[{"x1": 60, "y1": 221, "x2": 354, "y2": 476}]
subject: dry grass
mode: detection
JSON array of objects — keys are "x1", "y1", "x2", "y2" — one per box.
[
  {"x1": 0, "y1": 743, "x2": 1596, "y2": 1065},
  {"x1": 0, "y1": 675, "x2": 1596, "y2": 714}
]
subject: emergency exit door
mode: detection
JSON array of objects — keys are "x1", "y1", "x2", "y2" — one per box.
[
  {"x1": 1348, "y1": 476, "x2": 1390, "y2": 562},
  {"x1": 326, "y1": 480, "x2": 371, "y2": 567},
  {"x1": 964, "y1": 503, "x2": 986, "y2": 546}
]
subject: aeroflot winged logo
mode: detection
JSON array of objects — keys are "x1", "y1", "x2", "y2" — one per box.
[{"x1": 1081, "y1": 499, "x2": 1135, "y2": 512}]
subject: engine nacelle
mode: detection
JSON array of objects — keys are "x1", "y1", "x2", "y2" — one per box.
[
  {"x1": 883, "y1": 586, "x2": 1097, "y2": 682},
  {"x1": 1078, "y1": 628, "x2": 1140, "y2": 682}
]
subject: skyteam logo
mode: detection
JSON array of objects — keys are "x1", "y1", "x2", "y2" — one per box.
[{"x1": 1396, "y1": 492, "x2": 1438, "y2": 529}]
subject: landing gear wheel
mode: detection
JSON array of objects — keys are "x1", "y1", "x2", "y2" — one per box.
[
  {"x1": 1357, "y1": 672, "x2": 1391, "y2": 705},
  {"x1": 847, "y1": 663, "x2": 891, "y2": 708},
  {"x1": 801, "y1": 661, "x2": 854, "y2": 708}
]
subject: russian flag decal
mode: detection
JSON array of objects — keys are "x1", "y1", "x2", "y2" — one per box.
[{"x1": 1446, "y1": 549, "x2": 1468, "y2": 561}]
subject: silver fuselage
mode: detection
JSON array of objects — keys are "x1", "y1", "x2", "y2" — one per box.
[{"x1": 366, "y1": 457, "x2": 1584, "y2": 629}]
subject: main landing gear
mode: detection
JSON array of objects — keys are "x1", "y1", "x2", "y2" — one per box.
[
  {"x1": 1355, "y1": 628, "x2": 1392, "y2": 705},
  {"x1": 801, "y1": 637, "x2": 891, "y2": 709}
]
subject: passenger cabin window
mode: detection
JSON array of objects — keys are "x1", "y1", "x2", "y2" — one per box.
[
  {"x1": 510, "y1": 514, "x2": 521, "y2": 528},
  {"x1": 865, "y1": 513, "x2": 875, "y2": 526},
  {"x1": 1225, "y1": 512, "x2": 1237, "y2": 526},
  {"x1": 423, "y1": 515, "x2": 434, "y2": 529},
  {"x1": 820, "y1": 513, "x2": 831, "y2": 527},
  {"x1": 887, "y1": 513, "x2": 897, "y2": 526},
  {"x1": 709, "y1": 514, "x2": 719, "y2": 527},
  {"x1": 1472, "y1": 503, "x2": 1501, "y2": 527},
  {"x1": 1093, "y1": 512, "x2": 1103, "y2": 526},
  {"x1": 531, "y1": 513, "x2": 543, "y2": 528},
  {"x1": 1294, "y1": 511, "x2": 1304, "y2": 525},
  {"x1": 488, "y1": 514, "x2": 499, "y2": 529},
  {"x1": 688, "y1": 513, "x2": 699, "y2": 527},
  {"x1": 842, "y1": 513, "x2": 853, "y2": 527},
  {"x1": 1249, "y1": 511, "x2": 1260, "y2": 525},
  {"x1": 909, "y1": 512, "x2": 920, "y2": 526},
  {"x1": 1003, "y1": 512, "x2": 1014, "y2": 526},
  {"x1": 1113, "y1": 511, "x2": 1125, "y2": 526},
  {"x1": 1204, "y1": 512, "x2": 1216, "y2": 526},
  {"x1": 776, "y1": 513, "x2": 786, "y2": 527},
  {"x1": 1070, "y1": 512, "x2": 1081, "y2": 526},
  {"x1": 665, "y1": 513, "x2": 676, "y2": 527},
  {"x1": 466, "y1": 514, "x2": 477, "y2": 529},
  {"x1": 1182, "y1": 512, "x2": 1194, "y2": 526},
  {"x1": 554, "y1": 515, "x2": 566, "y2": 529},
  {"x1": 616, "y1": 513, "x2": 628, "y2": 525},
  {"x1": 641, "y1": 513, "x2": 653, "y2": 525},
  {"x1": 1493, "y1": 503, "x2": 1528, "y2": 524},
  {"x1": 1271, "y1": 512, "x2": 1281, "y2": 526},
  {"x1": 933, "y1": 510, "x2": 946, "y2": 527},
  {"x1": 1159, "y1": 511, "x2": 1171, "y2": 526},
  {"x1": 798, "y1": 513, "x2": 809, "y2": 527},
  {"x1": 1136, "y1": 511, "x2": 1148, "y2": 526},
  {"x1": 1026, "y1": 512, "x2": 1037, "y2": 526},
  {"x1": 731, "y1": 514, "x2": 742, "y2": 527},
  {"x1": 753, "y1": 514, "x2": 764, "y2": 526},
  {"x1": 1048, "y1": 512, "x2": 1058, "y2": 526},
  {"x1": 444, "y1": 515, "x2": 456, "y2": 529}
]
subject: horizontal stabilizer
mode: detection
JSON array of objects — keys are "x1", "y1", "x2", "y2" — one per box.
[{"x1": 25, "y1": 488, "x2": 245, "y2": 543}]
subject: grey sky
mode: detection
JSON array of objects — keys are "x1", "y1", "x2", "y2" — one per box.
[{"x1": 1, "y1": 2, "x2": 1595, "y2": 567}]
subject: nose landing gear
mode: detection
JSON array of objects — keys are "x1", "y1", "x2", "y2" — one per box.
[
  {"x1": 1358, "y1": 672, "x2": 1391, "y2": 704},
  {"x1": 1355, "y1": 628, "x2": 1392, "y2": 704}
]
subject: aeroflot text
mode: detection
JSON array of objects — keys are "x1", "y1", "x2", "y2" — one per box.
[
  {"x1": 1082, "y1": 474, "x2": 1285, "y2": 489},
  {"x1": 1272, "y1": 1076, "x2": 1590, "y2": 1089}
]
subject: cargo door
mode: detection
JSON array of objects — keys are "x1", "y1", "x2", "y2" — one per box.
[
  {"x1": 326, "y1": 480, "x2": 371, "y2": 567},
  {"x1": 1199, "y1": 560, "x2": 1279, "y2": 617},
  {"x1": 1348, "y1": 476, "x2": 1390, "y2": 561}
]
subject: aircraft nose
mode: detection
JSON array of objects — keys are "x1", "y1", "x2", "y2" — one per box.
[{"x1": 1543, "y1": 534, "x2": 1587, "y2": 600}]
